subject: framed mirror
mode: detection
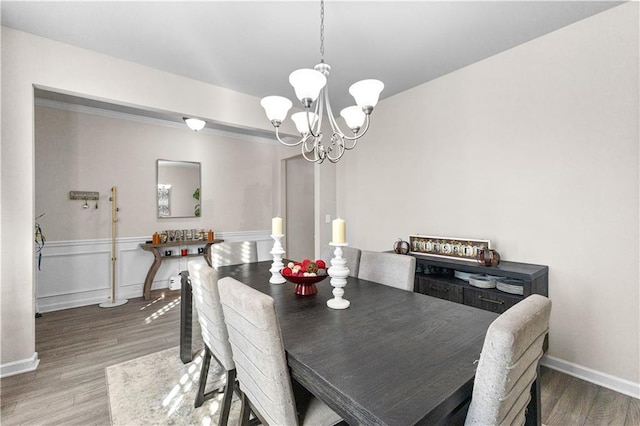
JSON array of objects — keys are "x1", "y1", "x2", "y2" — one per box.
[{"x1": 156, "y1": 159, "x2": 201, "y2": 218}]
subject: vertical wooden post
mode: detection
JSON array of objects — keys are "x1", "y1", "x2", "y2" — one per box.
[{"x1": 99, "y1": 186, "x2": 128, "y2": 308}]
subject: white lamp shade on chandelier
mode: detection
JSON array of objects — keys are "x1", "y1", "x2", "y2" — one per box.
[
  {"x1": 183, "y1": 117, "x2": 206, "y2": 132},
  {"x1": 291, "y1": 111, "x2": 319, "y2": 135},
  {"x1": 260, "y1": 0, "x2": 384, "y2": 164},
  {"x1": 289, "y1": 69, "x2": 327, "y2": 106},
  {"x1": 349, "y1": 79, "x2": 384, "y2": 110},
  {"x1": 260, "y1": 96, "x2": 293, "y2": 123},
  {"x1": 339, "y1": 106, "x2": 366, "y2": 130}
]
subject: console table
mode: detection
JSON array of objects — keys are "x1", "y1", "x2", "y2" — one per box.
[{"x1": 139, "y1": 239, "x2": 223, "y2": 300}]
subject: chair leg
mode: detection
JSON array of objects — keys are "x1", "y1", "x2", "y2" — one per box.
[
  {"x1": 195, "y1": 346, "x2": 212, "y2": 408},
  {"x1": 217, "y1": 368, "x2": 236, "y2": 426},
  {"x1": 240, "y1": 392, "x2": 251, "y2": 426}
]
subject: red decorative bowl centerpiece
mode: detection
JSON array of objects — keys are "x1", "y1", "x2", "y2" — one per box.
[{"x1": 281, "y1": 258, "x2": 329, "y2": 296}]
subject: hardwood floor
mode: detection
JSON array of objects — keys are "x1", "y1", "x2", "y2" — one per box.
[
  {"x1": 540, "y1": 367, "x2": 639, "y2": 425},
  {"x1": 1, "y1": 290, "x2": 199, "y2": 426},
  {"x1": 1, "y1": 291, "x2": 638, "y2": 425}
]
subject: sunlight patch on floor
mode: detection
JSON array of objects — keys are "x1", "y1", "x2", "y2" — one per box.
[
  {"x1": 140, "y1": 294, "x2": 165, "y2": 311},
  {"x1": 157, "y1": 349, "x2": 221, "y2": 424},
  {"x1": 144, "y1": 297, "x2": 180, "y2": 323}
]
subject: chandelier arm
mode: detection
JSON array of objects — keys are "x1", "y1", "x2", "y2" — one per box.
[
  {"x1": 326, "y1": 146, "x2": 345, "y2": 163},
  {"x1": 275, "y1": 127, "x2": 307, "y2": 147},
  {"x1": 302, "y1": 136, "x2": 318, "y2": 153},
  {"x1": 314, "y1": 98, "x2": 323, "y2": 131},
  {"x1": 343, "y1": 136, "x2": 358, "y2": 151},
  {"x1": 321, "y1": 84, "x2": 347, "y2": 139},
  {"x1": 305, "y1": 103, "x2": 323, "y2": 139},
  {"x1": 302, "y1": 143, "x2": 324, "y2": 163},
  {"x1": 326, "y1": 114, "x2": 344, "y2": 139},
  {"x1": 316, "y1": 144, "x2": 327, "y2": 163},
  {"x1": 325, "y1": 135, "x2": 346, "y2": 162},
  {"x1": 302, "y1": 148, "x2": 316, "y2": 162}
]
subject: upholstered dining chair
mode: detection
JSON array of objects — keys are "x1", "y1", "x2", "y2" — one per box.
[
  {"x1": 217, "y1": 277, "x2": 343, "y2": 426},
  {"x1": 210, "y1": 241, "x2": 258, "y2": 268},
  {"x1": 320, "y1": 246, "x2": 362, "y2": 277},
  {"x1": 357, "y1": 250, "x2": 416, "y2": 291},
  {"x1": 465, "y1": 294, "x2": 552, "y2": 426},
  {"x1": 187, "y1": 262, "x2": 236, "y2": 425}
]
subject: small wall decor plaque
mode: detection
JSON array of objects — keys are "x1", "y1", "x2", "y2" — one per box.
[{"x1": 409, "y1": 235, "x2": 491, "y2": 262}]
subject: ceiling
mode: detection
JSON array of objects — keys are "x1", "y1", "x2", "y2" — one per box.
[{"x1": 2, "y1": 1, "x2": 623, "y2": 126}]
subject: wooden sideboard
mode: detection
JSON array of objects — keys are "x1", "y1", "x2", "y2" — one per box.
[
  {"x1": 140, "y1": 239, "x2": 223, "y2": 300},
  {"x1": 412, "y1": 253, "x2": 548, "y2": 314}
]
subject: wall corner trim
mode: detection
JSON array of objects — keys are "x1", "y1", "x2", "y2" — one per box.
[
  {"x1": 542, "y1": 354, "x2": 640, "y2": 399},
  {"x1": 1, "y1": 352, "x2": 40, "y2": 378}
]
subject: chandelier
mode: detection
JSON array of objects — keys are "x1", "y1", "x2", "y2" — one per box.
[{"x1": 260, "y1": 0, "x2": 384, "y2": 164}]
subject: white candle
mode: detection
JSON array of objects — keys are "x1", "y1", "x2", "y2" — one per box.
[
  {"x1": 272, "y1": 217, "x2": 283, "y2": 235},
  {"x1": 332, "y1": 218, "x2": 346, "y2": 244}
]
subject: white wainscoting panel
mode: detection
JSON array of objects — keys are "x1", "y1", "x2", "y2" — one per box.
[{"x1": 35, "y1": 230, "x2": 271, "y2": 312}]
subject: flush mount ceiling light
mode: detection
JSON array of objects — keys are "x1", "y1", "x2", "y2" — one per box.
[
  {"x1": 183, "y1": 117, "x2": 206, "y2": 132},
  {"x1": 260, "y1": 0, "x2": 384, "y2": 164}
]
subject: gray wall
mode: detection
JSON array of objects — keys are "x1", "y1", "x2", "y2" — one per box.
[
  {"x1": 35, "y1": 105, "x2": 278, "y2": 241},
  {"x1": 1, "y1": 25, "x2": 287, "y2": 373}
]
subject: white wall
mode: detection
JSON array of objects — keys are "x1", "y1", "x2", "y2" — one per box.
[
  {"x1": 1, "y1": 27, "x2": 286, "y2": 376},
  {"x1": 338, "y1": 3, "x2": 639, "y2": 394}
]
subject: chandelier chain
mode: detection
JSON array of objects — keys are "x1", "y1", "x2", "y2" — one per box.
[{"x1": 320, "y1": 0, "x2": 325, "y2": 61}]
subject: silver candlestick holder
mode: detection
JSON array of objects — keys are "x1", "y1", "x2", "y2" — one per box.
[
  {"x1": 269, "y1": 234, "x2": 286, "y2": 284},
  {"x1": 327, "y1": 242, "x2": 350, "y2": 309}
]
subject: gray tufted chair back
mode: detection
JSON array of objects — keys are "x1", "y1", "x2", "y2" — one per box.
[
  {"x1": 187, "y1": 261, "x2": 236, "y2": 420},
  {"x1": 465, "y1": 294, "x2": 552, "y2": 426},
  {"x1": 358, "y1": 250, "x2": 416, "y2": 291},
  {"x1": 218, "y1": 277, "x2": 342, "y2": 426}
]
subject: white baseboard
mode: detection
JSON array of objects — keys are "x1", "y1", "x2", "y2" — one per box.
[
  {"x1": 1, "y1": 352, "x2": 40, "y2": 378},
  {"x1": 541, "y1": 354, "x2": 640, "y2": 399},
  {"x1": 36, "y1": 282, "x2": 178, "y2": 312},
  {"x1": 38, "y1": 293, "x2": 107, "y2": 312}
]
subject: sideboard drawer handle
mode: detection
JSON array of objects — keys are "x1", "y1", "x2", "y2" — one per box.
[
  {"x1": 478, "y1": 296, "x2": 504, "y2": 305},
  {"x1": 430, "y1": 285, "x2": 448, "y2": 291}
]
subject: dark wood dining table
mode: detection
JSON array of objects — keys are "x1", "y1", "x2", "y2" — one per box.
[{"x1": 179, "y1": 261, "x2": 534, "y2": 425}]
